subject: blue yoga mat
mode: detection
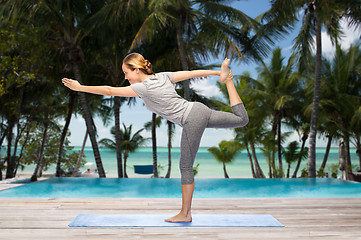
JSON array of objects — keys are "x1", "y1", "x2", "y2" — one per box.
[{"x1": 68, "y1": 214, "x2": 284, "y2": 227}]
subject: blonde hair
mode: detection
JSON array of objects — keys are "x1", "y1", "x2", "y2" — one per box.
[{"x1": 123, "y1": 53, "x2": 153, "y2": 75}]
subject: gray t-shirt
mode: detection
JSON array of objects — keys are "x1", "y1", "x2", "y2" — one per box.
[{"x1": 130, "y1": 72, "x2": 194, "y2": 126}]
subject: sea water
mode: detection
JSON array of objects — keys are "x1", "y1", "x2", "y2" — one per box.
[{"x1": 18, "y1": 147, "x2": 359, "y2": 178}]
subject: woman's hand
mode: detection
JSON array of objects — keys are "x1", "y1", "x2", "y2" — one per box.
[{"x1": 62, "y1": 78, "x2": 81, "y2": 91}]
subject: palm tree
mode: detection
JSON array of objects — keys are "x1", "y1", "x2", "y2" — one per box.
[
  {"x1": 49, "y1": 1, "x2": 107, "y2": 177},
  {"x1": 216, "y1": 73, "x2": 266, "y2": 178},
  {"x1": 266, "y1": 0, "x2": 361, "y2": 177},
  {"x1": 319, "y1": 44, "x2": 361, "y2": 178},
  {"x1": 85, "y1": 0, "x2": 148, "y2": 178},
  {"x1": 317, "y1": 110, "x2": 342, "y2": 175},
  {"x1": 72, "y1": 130, "x2": 88, "y2": 177},
  {"x1": 30, "y1": 120, "x2": 60, "y2": 182},
  {"x1": 260, "y1": 131, "x2": 278, "y2": 178},
  {"x1": 208, "y1": 140, "x2": 242, "y2": 178},
  {"x1": 99, "y1": 124, "x2": 147, "y2": 178},
  {"x1": 255, "y1": 47, "x2": 303, "y2": 177},
  {"x1": 0, "y1": 34, "x2": 31, "y2": 178},
  {"x1": 23, "y1": 81, "x2": 64, "y2": 181},
  {"x1": 337, "y1": 45, "x2": 361, "y2": 176},
  {"x1": 283, "y1": 141, "x2": 308, "y2": 178},
  {"x1": 132, "y1": 0, "x2": 272, "y2": 100},
  {"x1": 291, "y1": 123, "x2": 310, "y2": 178},
  {"x1": 351, "y1": 105, "x2": 361, "y2": 170},
  {"x1": 2, "y1": 0, "x2": 108, "y2": 177}
]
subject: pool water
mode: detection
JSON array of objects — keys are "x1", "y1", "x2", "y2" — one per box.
[{"x1": 0, "y1": 178, "x2": 361, "y2": 198}]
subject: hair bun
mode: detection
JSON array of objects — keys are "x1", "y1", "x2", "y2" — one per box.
[{"x1": 144, "y1": 59, "x2": 153, "y2": 74}]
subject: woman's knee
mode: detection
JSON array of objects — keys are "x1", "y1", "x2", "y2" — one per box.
[
  {"x1": 237, "y1": 114, "x2": 249, "y2": 127},
  {"x1": 231, "y1": 103, "x2": 249, "y2": 127}
]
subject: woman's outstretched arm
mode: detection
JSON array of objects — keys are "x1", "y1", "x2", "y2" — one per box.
[
  {"x1": 172, "y1": 70, "x2": 220, "y2": 83},
  {"x1": 62, "y1": 78, "x2": 138, "y2": 97}
]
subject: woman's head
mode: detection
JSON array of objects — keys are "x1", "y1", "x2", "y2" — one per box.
[
  {"x1": 123, "y1": 53, "x2": 152, "y2": 73},
  {"x1": 122, "y1": 53, "x2": 153, "y2": 84}
]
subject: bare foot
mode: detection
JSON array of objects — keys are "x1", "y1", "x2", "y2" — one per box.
[
  {"x1": 165, "y1": 212, "x2": 192, "y2": 223},
  {"x1": 220, "y1": 58, "x2": 231, "y2": 83}
]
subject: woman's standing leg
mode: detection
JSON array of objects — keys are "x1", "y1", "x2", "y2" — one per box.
[{"x1": 165, "y1": 103, "x2": 211, "y2": 223}]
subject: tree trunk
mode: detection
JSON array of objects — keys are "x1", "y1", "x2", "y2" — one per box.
[
  {"x1": 271, "y1": 151, "x2": 276, "y2": 177},
  {"x1": 345, "y1": 137, "x2": 352, "y2": 180},
  {"x1": 56, "y1": 92, "x2": 75, "y2": 177},
  {"x1": 277, "y1": 111, "x2": 283, "y2": 177},
  {"x1": 72, "y1": 64, "x2": 106, "y2": 178},
  {"x1": 72, "y1": 130, "x2": 88, "y2": 177},
  {"x1": 319, "y1": 135, "x2": 332, "y2": 171},
  {"x1": 176, "y1": 20, "x2": 190, "y2": 101},
  {"x1": 0, "y1": 131, "x2": 5, "y2": 150},
  {"x1": 271, "y1": 113, "x2": 277, "y2": 177},
  {"x1": 0, "y1": 134, "x2": 5, "y2": 179},
  {"x1": 15, "y1": 122, "x2": 31, "y2": 176},
  {"x1": 357, "y1": 141, "x2": 361, "y2": 171},
  {"x1": 114, "y1": 96, "x2": 123, "y2": 178},
  {"x1": 250, "y1": 140, "x2": 265, "y2": 178},
  {"x1": 165, "y1": 121, "x2": 172, "y2": 178},
  {"x1": 123, "y1": 152, "x2": 128, "y2": 178},
  {"x1": 292, "y1": 133, "x2": 308, "y2": 178},
  {"x1": 0, "y1": 120, "x2": 4, "y2": 180},
  {"x1": 8, "y1": 87, "x2": 25, "y2": 178},
  {"x1": 246, "y1": 145, "x2": 256, "y2": 178},
  {"x1": 5, "y1": 119, "x2": 16, "y2": 179},
  {"x1": 11, "y1": 122, "x2": 24, "y2": 176},
  {"x1": 308, "y1": 15, "x2": 322, "y2": 178},
  {"x1": 6, "y1": 86, "x2": 24, "y2": 179},
  {"x1": 223, "y1": 162, "x2": 229, "y2": 178},
  {"x1": 38, "y1": 161, "x2": 44, "y2": 177},
  {"x1": 31, "y1": 124, "x2": 48, "y2": 182},
  {"x1": 287, "y1": 163, "x2": 291, "y2": 178},
  {"x1": 152, "y1": 113, "x2": 158, "y2": 178},
  {"x1": 268, "y1": 157, "x2": 273, "y2": 179}
]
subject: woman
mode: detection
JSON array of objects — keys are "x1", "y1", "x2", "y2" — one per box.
[{"x1": 62, "y1": 53, "x2": 248, "y2": 223}]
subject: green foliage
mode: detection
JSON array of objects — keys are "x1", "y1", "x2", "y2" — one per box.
[
  {"x1": 0, "y1": 23, "x2": 42, "y2": 97},
  {"x1": 157, "y1": 164, "x2": 165, "y2": 175},
  {"x1": 208, "y1": 140, "x2": 242, "y2": 178},
  {"x1": 208, "y1": 140, "x2": 242, "y2": 165},
  {"x1": 317, "y1": 167, "x2": 327, "y2": 178},
  {"x1": 283, "y1": 141, "x2": 308, "y2": 178},
  {"x1": 193, "y1": 163, "x2": 200, "y2": 177},
  {"x1": 300, "y1": 167, "x2": 308, "y2": 178},
  {"x1": 99, "y1": 124, "x2": 147, "y2": 155},
  {"x1": 283, "y1": 141, "x2": 301, "y2": 164},
  {"x1": 328, "y1": 164, "x2": 339, "y2": 179},
  {"x1": 20, "y1": 124, "x2": 86, "y2": 171},
  {"x1": 144, "y1": 116, "x2": 162, "y2": 131}
]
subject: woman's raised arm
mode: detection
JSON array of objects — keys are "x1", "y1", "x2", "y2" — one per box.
[
  {"x1": 62, "y1": 78, "x2": 138, "y2": 97},
  {"x1": 172, "y1": 70, "x2": 220, "y2": 83}
]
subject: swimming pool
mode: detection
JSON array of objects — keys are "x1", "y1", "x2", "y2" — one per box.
[{"x1": 0, "y1": 178, "x2": 360, "y2": 198}]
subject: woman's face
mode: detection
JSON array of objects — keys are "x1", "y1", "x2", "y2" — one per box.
[{"x1": 122, "y1": 64, "x2": 139, "y2": 85}]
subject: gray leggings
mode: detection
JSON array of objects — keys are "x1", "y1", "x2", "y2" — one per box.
[{"x1": 180, "y1": 102, "x2": 249, "y2": 184}]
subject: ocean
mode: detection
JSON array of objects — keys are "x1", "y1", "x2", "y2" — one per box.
[{"x1": 20, "y1": 147, "x2": 359, "y2": 178}]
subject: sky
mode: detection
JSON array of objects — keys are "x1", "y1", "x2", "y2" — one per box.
[{"x1": 67, "y1": 0, "x2": 361, "y2": 148}]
